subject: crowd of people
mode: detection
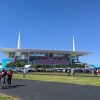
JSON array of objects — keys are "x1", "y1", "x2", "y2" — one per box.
[
  {"x1": 67, "y1": 68, "x2": 100, "y2": 76},
  {"x1": 0, "y1": 69, "x2": 12, "y2": 88}
]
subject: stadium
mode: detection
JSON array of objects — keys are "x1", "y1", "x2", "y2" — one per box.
[{"x1": 0, "y1": 32, "x2": 91, "y2": 68}]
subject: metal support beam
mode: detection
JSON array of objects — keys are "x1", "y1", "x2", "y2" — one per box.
[
  {"x1": 70, "y1": 55, "x2": 72, "y2": 68},
  {"x1": 77, "y1": 56, "x2": 79, "y2": 63},
  {"x1": 28, "y1": 52, "x2": 30, "y2": 64}
]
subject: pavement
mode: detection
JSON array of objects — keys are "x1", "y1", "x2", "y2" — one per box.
[{"x1": 0, "y1": 79, "x2": 100, "y2": 100}]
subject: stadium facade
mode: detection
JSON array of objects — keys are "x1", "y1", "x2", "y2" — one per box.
[{"x1": 0, "y1": 32, "x2": 91, "y2": 67}]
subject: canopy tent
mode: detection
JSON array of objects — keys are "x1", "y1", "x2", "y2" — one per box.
[{"x1": 89, "y1": 65, "x2": 100, "y2": 69}]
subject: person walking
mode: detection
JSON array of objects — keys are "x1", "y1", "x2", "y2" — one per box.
[
  {"x1": 0, "y1": 71, "x2": 2, "y2": 86},
  {"x1": 67, "y1": 69, "x2": 71, "y2": 76},
  {"x1": 71, "y1": 68, "x2": 75, "y2": 76},
  {"x1": 1, "y1": 69, "x2": 7, "y2": 88},
  {"x1": 7, "y1": 69, "x2": 12, "y2": 87},
  {"x1": 23, "y1": 68, "x2": 26, "y2": 79},
  {"x1": 93, "y1": 68, "x2": 97, "y2": 76}
]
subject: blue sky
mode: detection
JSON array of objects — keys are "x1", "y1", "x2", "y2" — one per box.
[{"x1": 0, "y1": 0, "x2": 100, "y2": 64}]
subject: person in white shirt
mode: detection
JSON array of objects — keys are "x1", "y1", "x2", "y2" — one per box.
[{"x1": 23, "y1": 68, "x2": 26, "y2": 79}]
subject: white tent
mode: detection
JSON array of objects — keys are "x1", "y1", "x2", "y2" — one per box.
[{"x1": 24, "y1": 65, "x2": 31, "y2": 68}]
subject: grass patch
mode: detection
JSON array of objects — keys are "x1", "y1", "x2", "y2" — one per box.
[
  {"x1": 0, "y1": 93, "x2": 19, "y2": 100},
  {"x1": 13, "y1": 72, "x2": 100, "y2": 87}
]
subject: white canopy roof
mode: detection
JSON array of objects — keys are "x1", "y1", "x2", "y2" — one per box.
[{"x1": 0, "y1": 48, "x2": 91, "y2": 56}]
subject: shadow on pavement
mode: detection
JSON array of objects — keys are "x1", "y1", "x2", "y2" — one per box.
[{"x1": 1, "y1": 85, "x2": 26, "y2": 89}]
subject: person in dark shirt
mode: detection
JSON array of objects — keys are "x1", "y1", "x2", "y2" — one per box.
[{"x1": 1, "y1": 69, "x2": 7, "y2": 87}]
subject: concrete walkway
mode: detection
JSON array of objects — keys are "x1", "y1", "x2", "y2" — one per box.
[{"x1": 0, "y1": 79, "x2": 100, "y2": 100}]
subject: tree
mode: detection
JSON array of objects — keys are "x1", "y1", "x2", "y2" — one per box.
[
  {"x1": 15, "y1": 61, "x2": 25, "y2": 67},
  {"x1": 31, "y1": 64, "x2": 39, "y2": 68},
  {"x1": 6, "y1": 62, "x2": 15, "y2": 68},
  {"x1": 6, "y1": 61, "x2": 25, "y2": 68},
  {"x1": 67, "y1": 63, "x2": 85, "y2": 68}
]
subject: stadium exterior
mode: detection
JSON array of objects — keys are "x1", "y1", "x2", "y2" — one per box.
[
  {"x1": 0, "y1": 32, "x2": 91, "y2": 67},
  {"x1": 0, "y1": 48, "x2": 90, "y2": 65}
]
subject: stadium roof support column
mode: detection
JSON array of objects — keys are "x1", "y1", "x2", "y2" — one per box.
[
  {"x1": 77, "y1": 56, "x2": 79, "y2": 63},
  {"x1": 17, "y1": 31, "x2": 20, "y2": 49},
  {"x1": 28, "y1": 52, "x2": 30, "y2": 64},
  {"x1": 70, "y1": 55, "x2": 72, "y2": 67},
  {"x1": 73, "y1": 34, "x2": 75, "y2": 52}
]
